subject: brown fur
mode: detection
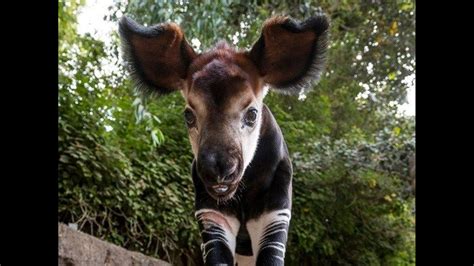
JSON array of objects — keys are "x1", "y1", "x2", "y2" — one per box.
[
  {"x1": 183, "y1": 42, "x2": 263, "y2": 134},
  {"x1": 257, "y1": 16, "x2": 317, "y2": 86},
  {"x1": 199, "y1": 211, "x2": 234, "y2": 232},
  {"x1": 121, "y1": 20, "x2": 197, "y2": 93},
  {"x1": 186, "y1": 42, "x2": 262, "y2": 98}
]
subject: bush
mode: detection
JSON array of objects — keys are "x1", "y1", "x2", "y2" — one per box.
[{"x1": 287, "y1": 131, "x2": 415, "y2": 265}]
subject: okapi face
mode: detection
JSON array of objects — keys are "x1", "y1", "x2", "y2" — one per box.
[
  {"x1": 119, "y1": 14, "x2": 329, "y2": 201},
  {"x1": 182, "y1": 45, "x2": 266, "y2": 201}
]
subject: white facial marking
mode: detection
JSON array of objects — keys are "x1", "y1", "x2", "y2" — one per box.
[
  {"x1": 240, "y1": 84, "x2": 268, "y2": 173},
  {"x1": 261, "y1": 85, "x2": 269, "y2": 98},
  {"x1": 240, "y1": 101, "x2": 263, "y2": 171}
]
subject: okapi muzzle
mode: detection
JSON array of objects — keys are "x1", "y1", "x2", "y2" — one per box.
[
  {"x1": 119, "y1": 12, "x2": 329, "y2": 265},
  {"x1": 196, "y1": 121, "x2": 243, "y2": 201}
]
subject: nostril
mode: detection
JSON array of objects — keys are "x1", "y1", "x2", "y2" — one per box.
[
  {"x1": 197, "y1": 152, "x2": 219, "y2": 179},
  {"x1": 197, "y1": 150, "x2": 238, "y2": 184}
]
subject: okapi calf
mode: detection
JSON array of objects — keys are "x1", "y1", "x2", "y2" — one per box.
[{"x1": 119, "y1": 13, "x2": 329, "y2": 265}]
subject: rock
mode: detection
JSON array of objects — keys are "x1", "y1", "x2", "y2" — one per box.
[{"x1": 58, "y1": 223, "x2": 170, "y2": 266}]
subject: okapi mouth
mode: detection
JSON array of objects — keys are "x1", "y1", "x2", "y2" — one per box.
[
  {"x1": 196, "y1": 154, "x2": 244, "y2": 202},
  {"x1": 202, "y1": 167, "x2": 243, "y2": 202},
  {"x1": 206, "y1": 180, "x2": 240, "y2": 202}
]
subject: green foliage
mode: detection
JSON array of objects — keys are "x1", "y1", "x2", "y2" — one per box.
[
  {"x1": 286, "y1": 125, "x2": 415, "y2": 265},
  {"x1": 59, "y1": 0, "x2": 415, "y2": 265}
]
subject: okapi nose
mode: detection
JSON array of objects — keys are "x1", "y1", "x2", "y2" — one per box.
[{"x1": 197, "y1": 151, "x2": 238, "y2": 184}]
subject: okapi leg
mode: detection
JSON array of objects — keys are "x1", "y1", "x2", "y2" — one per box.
[
  {"x1": 246, "y1": 209, "x2": 291, "y2": 265},
  {"x1": 195, "y1": 209, "x2": 240, "y2": 265}
]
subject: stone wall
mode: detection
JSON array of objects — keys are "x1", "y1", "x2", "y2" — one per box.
[{"x1": 58, "y1": 223, "x2": 170, "y2": 266}]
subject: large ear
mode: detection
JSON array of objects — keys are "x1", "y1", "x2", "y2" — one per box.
[
  {"x1": 248, "y1": 14, "x2": 330, "y2": 94},
  {"x1": 119, "y1": 16, "x2": 197, "y2": 96}
]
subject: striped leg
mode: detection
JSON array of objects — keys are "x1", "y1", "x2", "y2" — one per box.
[
  {"x1": 195, "y1": 209, "x2": 240, "y2": 265},
  {"x1": 246, "y1": 209, "x2": 291, "y2": 265}
]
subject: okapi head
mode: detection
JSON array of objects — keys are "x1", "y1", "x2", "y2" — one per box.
[{"x1": 119, "y1": 14, "x2": 329, "y2": 201}]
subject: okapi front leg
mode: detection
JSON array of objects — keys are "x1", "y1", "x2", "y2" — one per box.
[
  {"x1": 247, "y1": 209, "x2": 291, "y2": 265},
  {"x1": 195, "y1": 209, "x2": 240, "y2": 265},
  {"x1": 246, "y1": 158, "x2": 292, "y2": 265}
]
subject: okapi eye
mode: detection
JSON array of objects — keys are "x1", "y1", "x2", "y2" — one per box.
[
  {"x1": 244, "y1": 108, "x2": 258, "y2": 127},
  {"x1": 184, "y1": 109, "x2": 196, "y2": 127}
]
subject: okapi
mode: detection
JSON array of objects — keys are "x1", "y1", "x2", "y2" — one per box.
[{"x1": 119, "y1": 12, "x2": 329, "y2": 265}]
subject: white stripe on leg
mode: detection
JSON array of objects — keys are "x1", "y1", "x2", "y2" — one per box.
[
  {"x1": 195, "y1": 209, "x2": 240, "y2": 263},
  {"x1": 246, "y1": 209, "x2": 291, "y2": 263}
]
